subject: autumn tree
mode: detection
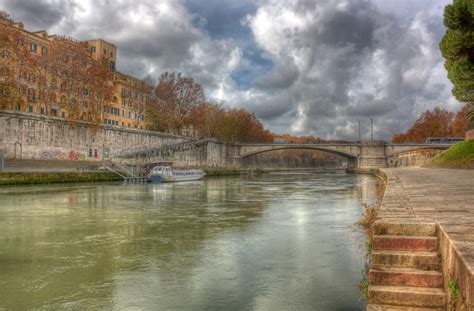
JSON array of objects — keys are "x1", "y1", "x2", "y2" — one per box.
[
  {"x1": 451, "y1": 104, "x2": 472, "y2": 136},
  {"x1": 0, "y1": 12, "x2": 31, "y2": 111},
  {"x1": 440, "y1": 0, "x2": 474, "y2": 123},
  {"x1": 272, "y1": 133, "x2": 324, "y2": 144},
  {"x1": 392, "y1": 107, "x2": 455, "y2": 143},
  {"x1": 188, "y1": 101, "x2": 225, "y2": 138},
  {"x1": 27, "y1": 37, "x2": 114, "y2": 126},
  {"x1": 215, "y1": 108, "x2": 273, "y2": 142},
  {"x1": 147, "y1": 72, "x2": 205, "y2": 132}
]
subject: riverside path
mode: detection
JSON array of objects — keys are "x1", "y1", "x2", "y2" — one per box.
[{"x1": 367, "y1": 168, "x2": 474, "y2": 310}]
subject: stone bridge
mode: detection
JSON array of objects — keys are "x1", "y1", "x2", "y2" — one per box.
[
  {"x1": 225, "y1": 141, "x2": 451, "y2": 169},
  {"x1": 118, "y1": 139, "x2": 452, "y2": 170}
]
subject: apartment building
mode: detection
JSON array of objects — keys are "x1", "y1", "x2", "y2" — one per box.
[{"x1": 4, "y1": 20, "x2": 148, "y2": 129}]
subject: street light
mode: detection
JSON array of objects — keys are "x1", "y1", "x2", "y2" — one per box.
[
  {"x1": 358, "y1": 119, "x2": 361, "y2": 142},
  {"x1": 370, "y1": 118, "x2": 374, "y2": 142}
]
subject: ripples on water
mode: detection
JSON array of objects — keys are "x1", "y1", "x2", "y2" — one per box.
[{"x1": 0, "y1": 171, "x2": 379, "y2": 310}]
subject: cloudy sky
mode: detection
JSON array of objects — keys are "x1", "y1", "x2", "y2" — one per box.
[{"x1": 0, "y1": 0, "x2": 462, "y2": 140}]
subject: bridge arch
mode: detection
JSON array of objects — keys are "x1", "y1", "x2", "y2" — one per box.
[{"x1": 239, "y1": 145, "x2": 359, "y2": 160}]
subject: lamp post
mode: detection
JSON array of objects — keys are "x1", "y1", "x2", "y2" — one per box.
[
  {"x1": 358, "y1": 119, "x2": 361, "y2": 142},
  {"x1": 370, "y1": 118, "x2": 373, "y2": 142}
]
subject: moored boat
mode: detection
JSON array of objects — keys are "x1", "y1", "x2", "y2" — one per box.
[{"x1": 147, "y1": 165, "x2": 206, "y2": 183}]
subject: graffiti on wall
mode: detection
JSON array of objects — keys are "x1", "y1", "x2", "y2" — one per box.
[
  {"x1": 39, "y1": 149, "x2": 86, "y2": 161},
  {"x1": 40, "y1": 149, "x2": 65, "y2": 160},
  {"x1": 68, "y1": 150, "x2": 86, "y2": 161}
]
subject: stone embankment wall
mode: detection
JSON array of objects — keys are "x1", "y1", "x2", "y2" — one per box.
[
  {"x1": 125, "y1": 139, "x2": 229, "y2": 168},
  {"x1": 466, "y1": 129, "x2": 474, "y2": 141},
  {"x1": 0, "y1": 112, "x2": 187, "y2": 162},
  {"x1": 388, "y1": 149, "x2": 444, "y2": 167}
]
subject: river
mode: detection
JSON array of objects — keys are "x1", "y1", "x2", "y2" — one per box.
[{"x1": 0, "y1": 171, "x2": 379, "y2": 310}]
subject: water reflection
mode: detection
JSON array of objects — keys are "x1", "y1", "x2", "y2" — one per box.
[{"x1": 0, "y1": 171, "x2": 378, "y2": 310}]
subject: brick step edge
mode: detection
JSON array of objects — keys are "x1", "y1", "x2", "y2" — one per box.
[
  {"x1": 369, "y1": 285, "x2": 446, "y2": 308},
  {"x1": 371, "y1": 251, "x2": 440, "y2": 270},
  {"x1": 366, "y1": 303, "x2": 445, "y2": 311},
  {"x1": 369, "y1": 267, "x2": 443, "y2": 288},
  {"x1": 373, "y1": 221, "x2": 436, "y2": 236},
  {"x1": 373, "y1": 235, "x2": 438, "y2": 252}
]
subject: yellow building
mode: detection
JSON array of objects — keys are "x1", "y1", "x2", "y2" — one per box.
[{"x1": 7, "y1": 20, "x2": 148, "y2": 129}]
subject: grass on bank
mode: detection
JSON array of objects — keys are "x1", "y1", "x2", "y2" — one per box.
[
  {"x1": 429, "y1": 140, "x2": 474, "y2": 169},
  {"x1": 0, "y1": 171, "x2": 122, "y2": 185}
]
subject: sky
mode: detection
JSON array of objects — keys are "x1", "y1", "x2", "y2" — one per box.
[{"x1": 0, "y1": 0, "x2": 462, "y2": 141}]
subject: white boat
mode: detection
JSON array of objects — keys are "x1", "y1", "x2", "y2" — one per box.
[{"x1": 147, "y1": 165, "x2": 206, "y2": 183}]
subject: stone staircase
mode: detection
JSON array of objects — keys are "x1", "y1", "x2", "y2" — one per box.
[{"x1": 367, "y1": 222, "x2": 446, "y2": 310}]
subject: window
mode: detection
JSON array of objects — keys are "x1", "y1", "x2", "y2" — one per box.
[
  {"x1": 1, "y1": 49, "x2": 9, "y2": 59},
  {"x1": 122, "y1": 98, "x2": 126, "y2": 106},
  {"x1": 109, "y1": 61, "x2": 115, "y2": 70},
  {"x1": 28, "y1": 88, "x2": 36, "y2": 101},
  {"x1": 61, "y1": 111, "x2": 65, "y2": 118},
  {"x1": 110, "y1": 52, "x2": 113, "y2": 57},
  {"x1": 90, "y1": 46, "x2": 96, "y2": 53},
  {"x1": 28, "y1": 105, "x2": 33, "y2": 113},
  {"x1": 128, "y1": 111, "x2": 131, "y2": 118},
  {"x1": 121, "y1": 109, "x2": 124, "y2": 117},
  {"x1": 103, "y1": 48, "x2": 106, "y2": 55},
  {"x1": 41, "y1": 47, "x2": 47, "y2": 56},
  {"x1": 40, "y1": 107, "x2": 45, "y2": 114},
  {"x1": 30, "y1": 42, "x2": 37, "y2": 53}
]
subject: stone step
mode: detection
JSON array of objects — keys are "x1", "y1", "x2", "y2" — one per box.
[
  {"x1": 373, "y1": 235, "x2": 438, "y2": 252},
  {"x1": 373, "y1": 221, "x2": 436, "y2": 236},
  {"x1": 369, "y1": 285, "x2": 446, "y2": 308},
  {"x1": 369, "y1": 267, "x2": 443, "y2": 288},
  {"x1": 371, "y1": 250, "x2": 439, "y2": 270},
  {"x1": 366, "y1": 303, "x2": 444, "y2": 311}
]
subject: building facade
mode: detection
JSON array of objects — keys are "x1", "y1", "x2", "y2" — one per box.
[{"x1": 2, "y1": 19, "x2": 148, "y2": 129}]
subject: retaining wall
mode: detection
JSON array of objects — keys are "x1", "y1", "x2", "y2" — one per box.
[{"x1": 0, "y1": 112, "x2": 187, "y2": 162}]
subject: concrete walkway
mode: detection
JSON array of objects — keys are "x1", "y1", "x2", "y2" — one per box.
[{"x1": 378, "y1": 168, "x2": 474, "y2": 308}]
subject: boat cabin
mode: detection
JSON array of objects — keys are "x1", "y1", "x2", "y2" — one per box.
[{"x1": 150, "y1": 166, "x2": 173, "y2": 176}]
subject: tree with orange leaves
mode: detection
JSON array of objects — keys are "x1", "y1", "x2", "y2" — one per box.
[
  {"x1": 149, "y1": 72, "x2": 205, "y2": 132},
  {"x1": 215, "y1": 108, "x2": 273, "y2": 142},
  {"x1": 0, "y1": 12, "x2": 32, "y2": 111},
  {"x1": 450, "y1": 104, "x2": 472, "y2": 137},
  {"x1": 391, "y1": 106, "x2": 470, "y2": 143},
  {"x1": 189, "y1": 101, "x2": 225, "y2": 138},
  {"x1": 29, "y1": 37, "x2": 113, "y2": 126}
]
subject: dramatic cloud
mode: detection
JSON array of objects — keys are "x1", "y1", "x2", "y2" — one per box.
[
  {"x1": 0, "y1": 0, "x2": 461, "y2": 140},
  {"x1": 243, "y1": 0, "x2": 460, "y2": 140}
]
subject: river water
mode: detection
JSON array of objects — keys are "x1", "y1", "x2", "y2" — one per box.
[{"x1": 0, "y1": 171, "x2": 379, "y2": 310}]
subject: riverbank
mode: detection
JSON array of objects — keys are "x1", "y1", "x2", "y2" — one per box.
[
  {"x1": 366, "y1": 168, "x2": 474, "y2": 310},
  {"x1": 0, "y1": 171, "x2": 122, "y2": 185},
  {"x1": 427, "y1": 140, "x2": 474, "y2": 169},
  {"x1": 0, "y1": 166, "x2": 344, "y2": 185}
]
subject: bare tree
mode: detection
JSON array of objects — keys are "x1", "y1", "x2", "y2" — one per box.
[{"x1": 149, "y1": 72, "x2": 205, "y2": 132}]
